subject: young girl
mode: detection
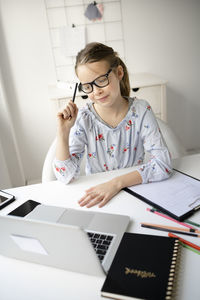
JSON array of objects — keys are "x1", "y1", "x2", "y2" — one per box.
[{"x1": 53, "y1": 42, "x2": 172, "y2": 208}]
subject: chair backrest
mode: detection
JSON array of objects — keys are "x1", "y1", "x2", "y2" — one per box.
[
  {"x1": 42, "y1": 139, "x2": 86, "y2": 183},
  {"x1": 42, "y1": 118, "x2": 186, "y2": 183},
  {"x1": 42, "y1": 139, "x2": 57, "y2": 182},
  {"x1": 156, "y1": 118, "x2": 186, "y2": 159}
]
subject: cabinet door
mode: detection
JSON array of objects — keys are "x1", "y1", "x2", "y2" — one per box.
[
  {"x1": 131, "y1": 85, "x2": 162, "y2": 115},
  {"x1": 51, "y1": 96, "x2": 89, "y2": 112}
]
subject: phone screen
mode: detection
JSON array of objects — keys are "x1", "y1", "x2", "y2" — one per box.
[
  {"x1": 0, "y1": 195, "x2": 8, "y2": 203},
  {"x1": 9, "y1": 200, "x2": 41, "y2": 217}
]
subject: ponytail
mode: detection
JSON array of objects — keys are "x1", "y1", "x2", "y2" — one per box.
[{"x1": 117, "y1": 58, "x2": 130, "y2": 97}]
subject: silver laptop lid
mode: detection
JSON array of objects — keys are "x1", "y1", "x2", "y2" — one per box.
[
  {"x1": 24, "y1": 204, "x2": 130, "y2": 273},
  {"x1": 0, "y1": 215, "x2": 105, "y2": 277}
]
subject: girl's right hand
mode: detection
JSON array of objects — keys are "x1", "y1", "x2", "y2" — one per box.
[{"x1": 57, "y1": 100, "x2": 78, "y2": 134}]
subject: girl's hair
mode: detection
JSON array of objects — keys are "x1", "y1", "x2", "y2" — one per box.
[{"x1": 75, "y1": 42, "x2": 130, "y2": 97}]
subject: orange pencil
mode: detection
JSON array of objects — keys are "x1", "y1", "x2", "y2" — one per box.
[
  {"x1": 141, "y1": 223, "x2": 200, "y2": 237},
  {"x1": 141, "y1": 222, "x2": 200, "y2": 234}
]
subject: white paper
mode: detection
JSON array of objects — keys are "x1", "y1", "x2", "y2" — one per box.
[
  {"x1": 60, "y1": 26, "x2": 86, "y2": 57},
  {"x1": 127, "y1": 171, "x2": 200, "y2": 218},
  {"x1": 11, "y1": 234, "x2": 48, "y2": 255}
]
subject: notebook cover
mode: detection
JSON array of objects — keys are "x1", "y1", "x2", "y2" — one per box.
[{"x1": 101, "y1": 232, "x2": 179, "y2": 300}]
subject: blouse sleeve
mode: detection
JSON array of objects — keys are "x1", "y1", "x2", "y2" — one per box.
[
  {"x1": 136, "y1": 102, "x2": 173, "y2": 183},
  {"x1": 52, "y1": 111, "x2": 87, "y2": 184}
]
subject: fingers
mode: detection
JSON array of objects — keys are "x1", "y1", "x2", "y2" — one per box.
[
  {"x1": 78, "y1": 181, "x2": 117, "y2": 208},
  {"x1": 58, "y1": 101, "x2": 77, "y2": 120},
  {"x1": 78, "y1": 191, "x2": 110, "y2": 208}
]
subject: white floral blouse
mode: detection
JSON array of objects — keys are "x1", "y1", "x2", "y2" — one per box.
[{"x1": 53, "y1": 97, "x2": 172, "y2": 184}]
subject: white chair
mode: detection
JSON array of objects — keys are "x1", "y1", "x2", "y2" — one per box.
[
  {"x1": 156, "y1": 118, "x2": 186, "y2": 159},
  {"x1": 42, "y1": 139, "x2": 57, "y2": 183},
  {"x1": 42, "y1": 118, "x2": 186, "y2": 183},
  {"x1": 42, "y1": 140, "x2": 87, "y2": 182}
]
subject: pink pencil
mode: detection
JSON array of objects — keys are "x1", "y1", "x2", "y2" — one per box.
[{"x1": 146, "y1": 208, "x2": 194, "y2": 229}]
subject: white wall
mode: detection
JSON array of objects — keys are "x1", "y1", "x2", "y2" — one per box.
[
  {"x1": 0, "y1": 0, "x2": 200, "y2": 186},
  {"x1": 0, "y1": 67, "x2": 25, "y2": 188},
  {"x1": 0, "y1": 0, "x2": 57, "y2": 185},
  {"x1": 122, "y1": 0, "x2": 200, "y2": 150}
]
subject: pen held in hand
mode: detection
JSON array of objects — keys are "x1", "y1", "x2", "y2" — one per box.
[
  {"x1": 72, "y1": 82, "x2": 78, "y2": 103},
  {"x1": 68, "y1": 83, "x2": 78, "y2": 120}
]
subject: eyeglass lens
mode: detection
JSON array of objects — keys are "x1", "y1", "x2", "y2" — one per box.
[{"x1": 80, "y1": 69, "x2": 111, "y2": 94}]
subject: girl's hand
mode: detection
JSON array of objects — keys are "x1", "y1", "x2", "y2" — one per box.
[
  {"x1": 57, "y1": 100, "x2": 78, "y2": 133},
  {"x1": 78, "y1": 179, "x2": 121, "y2": 208}
]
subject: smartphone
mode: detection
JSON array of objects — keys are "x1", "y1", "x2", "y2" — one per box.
[
  {"x1": 8, "y1": 199, "x2": 41, "y2": 217},
  {"x1": 0, "y1": 190, "x2": 15, "y2": 210}
]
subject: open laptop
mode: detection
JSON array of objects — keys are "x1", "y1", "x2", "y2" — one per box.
[{"x1": 0, "y1": 204, "x2": 130, "y2": 277}]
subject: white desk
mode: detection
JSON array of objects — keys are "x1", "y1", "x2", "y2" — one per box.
[{"x1": 1, "y1": 154, "x2": 200, "y2": 300}]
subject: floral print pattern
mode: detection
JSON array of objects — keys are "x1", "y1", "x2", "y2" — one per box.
[
  {"x1": 88, "y1": 152, "x2": 96, "y2": 158},
  {"x1": 107, "y1": 144, "x2": 116, "y2": 157},
  {"x1": 96, "y1": 133, "x2": 104, "y2": 141},
  {"x1": 54, "y1": 164, "x2": 66, "y2": 176},
  {"x1": 53, "y1": 98, "x2": 172, "y2": 184}
]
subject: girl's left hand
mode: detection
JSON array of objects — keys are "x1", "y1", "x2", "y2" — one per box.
[{"x1": 78, "y1": 179, "x2": 121, "y2": 208}]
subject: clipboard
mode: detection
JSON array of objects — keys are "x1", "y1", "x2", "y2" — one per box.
[{"x1": 124, "y1": 170, "x2": 200, "y2": 221}]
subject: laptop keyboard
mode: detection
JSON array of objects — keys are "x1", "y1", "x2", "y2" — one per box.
[{"x1": 86, "y1": 231, "x2": 114, "y2": 262}]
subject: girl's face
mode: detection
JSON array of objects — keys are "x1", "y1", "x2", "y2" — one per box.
[{"x1": 76, "y1": 60, "x2": 124, "y2": 107}]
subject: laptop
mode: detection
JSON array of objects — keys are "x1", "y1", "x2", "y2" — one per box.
[{"x1": 0, "y1": 204, "x2": 130, "y2": 277}]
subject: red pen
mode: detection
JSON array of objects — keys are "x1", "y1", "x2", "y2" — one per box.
[{"x1": 168, "y1": 232, "x2": 200, "y2": 252}]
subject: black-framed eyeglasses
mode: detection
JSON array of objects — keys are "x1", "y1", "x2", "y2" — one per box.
[{"x1": 79, "y1": 69, "x2": 112, "y2": 94}]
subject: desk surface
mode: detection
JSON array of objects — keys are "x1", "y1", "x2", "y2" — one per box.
[{"x1": 1, "y1": 154, "x2": 200, "y2": 300}]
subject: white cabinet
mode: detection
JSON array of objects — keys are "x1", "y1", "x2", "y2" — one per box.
[
  {"x1": 129, "y1": 73, "x2": 167, "y2": 122},
  {"x1": 48, "y1": 84, "x2": 89, "y2": 112},
  {"x1": 49, "y1": 73, "x2": 167, "y2": 122}
]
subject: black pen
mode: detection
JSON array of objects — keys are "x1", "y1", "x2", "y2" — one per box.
[
  {"x1": 68, "y1": 83, "x2": 78, "y2": 120},
  {"x1": 72, "y1": 83, "x2": 78, "y2": 103}
]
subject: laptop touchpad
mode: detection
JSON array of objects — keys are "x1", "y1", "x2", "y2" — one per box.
[{"x1": 58, "y1": 209, "x2": 94, "y2": 228}]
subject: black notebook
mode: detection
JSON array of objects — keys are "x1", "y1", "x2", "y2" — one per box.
[
  {"x1": 124, "y1": 170, "x2": 200, "y2": 221},
  {"x1": 101, "y1": 232, "x2": 180, "y2": 300}
]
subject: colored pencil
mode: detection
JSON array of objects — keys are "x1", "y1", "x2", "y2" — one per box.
[
  {"x1": 168, "y1": 232, "x2": 200, "y2": 251},
  {"x1": 141, "y1": 223, "x2": 200, "y2": 237},
  {"x1": 185, "y1": 219, "x2": 200, "y2": 228},
  {"x1": 146, "y1": 208, "x2": 194, "y2": 229},
  {"x1": 141, "y1": 222, "x2": 200, "y2": 234},
  {"x1": 180, "y1": 242, "x2": 200, "y2": 255}
]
